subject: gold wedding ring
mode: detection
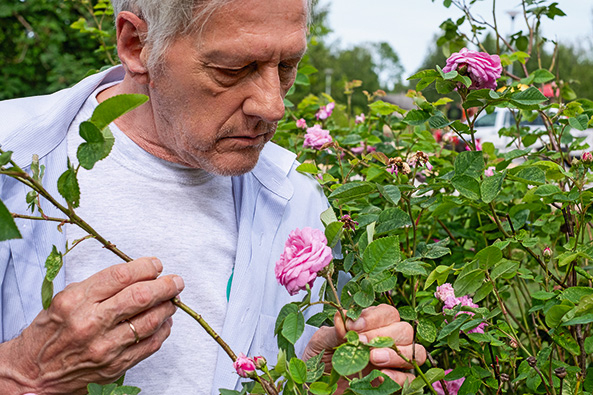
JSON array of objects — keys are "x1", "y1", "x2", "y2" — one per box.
[{"x1": 125, "y1": 319, "x2": 140, "y2": 344}]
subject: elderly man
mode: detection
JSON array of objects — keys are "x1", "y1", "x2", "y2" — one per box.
[{"x1": 0, "y1": 0, "x2": 425, "y2": 393}]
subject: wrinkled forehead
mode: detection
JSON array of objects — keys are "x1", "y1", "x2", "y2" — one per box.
[{"x1": 196, "y1": 0, "x2": 308, "y2": 40}]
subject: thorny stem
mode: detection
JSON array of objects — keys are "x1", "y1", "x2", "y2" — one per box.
[
  {"x1": 391, "y1": 344, "x2": 439, "y2": 395},
  {"x1": 324, "y1": 273, "x2": 347, "y2": 327},
  {"x1": 12, "y1": 213, "x2": 73, "y2": 224},
  {"x1": 1, "y1": 153, "x2": 239, "y2": 364}
]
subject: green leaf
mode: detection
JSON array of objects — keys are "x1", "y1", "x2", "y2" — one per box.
[
  {"x1": 474, "y1": 246, "x2": 502, "y2": 270},
  {"x1": 452, "y1": 175, "x2": 481, "y2": 200},
  {"x1": 281, "y1": 312, "x2": 305, "y2": 344},
  {"x1": 407, "y1": 69, "x2": 440, "y2": 80},
  {"x1": 308, "y1": 382, "x2": 337, "y2": 395},
  {"x1": 490, "y1": 260, "x2": 519, "y2": 280},
  {"x1": 112, "y1": 387, "x2": 141, "y2": 395},
  {"x1": 45, "y1": 245, "x2": 63, "y2": 282},
  {"x1": 324, "y1": 221, "x2": 344, "y2": 249},
  {"x1": 328, "y1": 182, "x2": 376, "y2": 203},
  {"x1": 417, "y1": 317, "x2": 437, "y2": 342},
  {"x1": 425, "y1": 265, "x2": 452, "y2": 289},
  {"x1": 375, "y1": 208, "x2": 412, "y2": 235},
  {"x1": 545, "y1": 304, "x2": 572, "y2": 328},
  {"x1": 402, "y1": 109, "x2": 431, "y2": 126},
  {"x1": 354, "y1": 278, "x2": 375, "y2": 308},
  {"x1": 481, "y1": 171, "x2": 505, "y2": 203},
  {"x1": 57, "y1": 165, "x2": 81, "y2": 208},
  {"x1": 376, "y1": 184, "x2": 401, "y2": 205},
  {"x1": 453, "y1": 269, "x2": 485, "y2": 296},
  {"x1": 362, "y1": 236, "x2": 400, "y2": 274},
  {"x1": 562, "y1": 314, "x2": 593, "y2": 326},
  {"x1": 366, "y1": 337, "x2": 395, "y2": 348},
  {"x1": 288, "y1": 358, "x2": 307, "y2": 384},
  {"x1": 0, "y1": 150, "x2": 13, "y2": 167},
  {"x1": 511, "y1": 166, "x2": 546, "y2": 185},
  {"x1": 87, "y1": 383, "x2": 117, "y2": 395},
  {"x1": 77, "y1": 121, "x2": 115, "y2": 170},
  {"x1": 331, "y1": 343, "x2": 370, "y2": 376},
  {"x1": 320, "y1": 207, "x2": 338, "y2": 227},
  {"x1": 296, "y1": 163, "x2": 319, "y2": 174},
  {"x1": 510, "y1": 86, "x2": 548, "y2": 108},
  {"x1": 551, "y1": 327, "x2": 580, "y2": 355},
  {"x1": 305, "y1": 351, "x2": 325, "y2": 383},
  {"x1": 454, "y1": 151, "x2": 484, "y2": 179},
  {"x1": 350, "y1": 370, "x2": 401, "y2": 395},
  {"x1": 41, "y1": 277, "x2": 54, "y2": 310},
  {"x1": 428, "y1": 114, "x2": 453, "y2": 129},
  {"x1": 368, "y1": 101, "x2": 405, "y2": 116},
  {"x1": 569, "y1": 114, "x2": 589, "y2": 131},
  {"x1": 0, "y1": 199, "x2": 22, "y2": 241},
  {"x1": 90, "y1": 94, "x2": 149, "y2": 131},
  {"x1": 532, "y1": 69, "x2": 556, "y2": 84}
]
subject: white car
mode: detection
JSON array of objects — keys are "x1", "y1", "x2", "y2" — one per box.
[{"x1": 471, "y1": 107, "x2": 593, "y2": 156}]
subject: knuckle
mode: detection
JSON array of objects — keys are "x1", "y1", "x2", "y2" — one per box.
[
  {"x1": 131, "y1": 284, "x2": 153, "y2": 308},
  {"x1": 111, "y1": 264, "x2": 134, "y2": 287},
  {"x1": 87, "y1": 341, "x2": 112, "y2": 364},
  {"x1": 145, "y1": 313, "x2": 162, "y2": 332},
  {"x1": 51, "y1": 288, "x2": 80, "y2": 315}
]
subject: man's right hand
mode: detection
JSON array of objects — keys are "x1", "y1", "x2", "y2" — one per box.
[{"x1": 0, "y1": 256, "x2": 184, "y2": 394}]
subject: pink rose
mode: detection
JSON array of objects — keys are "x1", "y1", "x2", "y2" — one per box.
[
  {"x1": 355, "y1": 113, "x2": 366, "y2": 124},
  {"x1": 253, "y1": 356, "x2": 267, "y2": 369},
  {"x1": 465, "y1": 139, "x2": 482, "y2": 151},
  {"x1": 433, "y1": 369, "x2": 465, "y2": 395},
  {"x1": 296, "y1": 118, "x2": 308, "y2": 129},
  {"x1": 316, "y1": 102, "x2": 335, "y2": 120},
  {"x1": 233, "y1": 353, "x2": 256, "y2": 378},
  {"x1": 435, "y1": 283, "x2": 456, "y2": 302},
  {"x1": 583, "y1": 151, "x2": 593, "y2": 163},
  {"x1": 304, "y1": 124, "x2": 333, "y2": 150},
  {"x1": 484, "y1": 166, "x2": 495, "y2": 177},
  {"x1": 275, "y1": 227, "x2": 333, "y2": 295},
  {"x1": 351, "y1": 143, "x2": 376, "y2": 155},
  {"x1": 443, "y1": 48, "x2": 502, "y2": 90}
]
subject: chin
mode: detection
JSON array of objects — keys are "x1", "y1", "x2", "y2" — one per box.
[{"x1": 196, "y1": 148, "x2": 263, "y2": 177}]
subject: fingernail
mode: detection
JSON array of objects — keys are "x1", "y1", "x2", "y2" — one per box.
[
  {"x1": 372, "y1": 348, "x2": 390, "y2": 364},
  {"x1": 173, "y1": 276, "x2": 185, "y2": 291},
  {"x1": 152, "y1": 258, "x2": 163, "y2": 274},
  {"x1": 348, "y1": 317, "x2": 366, "y2": 331},
  {"x1": 359, "y1": 334, "x2": 368, "y2": 343}
]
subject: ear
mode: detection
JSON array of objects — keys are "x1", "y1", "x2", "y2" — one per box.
[{"x1": 116, "y1": 11, "x2": 150, "y2": 84}]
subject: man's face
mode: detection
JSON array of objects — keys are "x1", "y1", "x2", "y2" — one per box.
[{"x1": 147, "y1": 0, "x2": 308, "y2": 175}]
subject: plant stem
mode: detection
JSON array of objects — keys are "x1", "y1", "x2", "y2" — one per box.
[
  {"x1": 391, "y1": 345, "x2": 439, "y2": 395},
  {"x1": 324, "y1": 273, "x2": 347, "y2": 327}
]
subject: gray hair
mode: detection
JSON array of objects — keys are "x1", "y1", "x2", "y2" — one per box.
[{"x1": 111, "y1": 0, "x2": 312, "y2": 70}]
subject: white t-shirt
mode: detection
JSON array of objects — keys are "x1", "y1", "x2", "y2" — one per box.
[{"x1": 64, "y1": 86, "x2": 237, "y2": 394}]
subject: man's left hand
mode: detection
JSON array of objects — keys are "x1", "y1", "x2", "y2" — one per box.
[{"x1": 302, "y1": 304, "x2": 426, "y2": 389}]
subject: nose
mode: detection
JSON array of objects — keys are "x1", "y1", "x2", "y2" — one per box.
[{"x1": 242, "y1": 66, "x2": 286, "y2": 123}]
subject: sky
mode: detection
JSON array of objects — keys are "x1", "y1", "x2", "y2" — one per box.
[{"x1": 321, "y1": 0, "x2": 593, "y2": 77}]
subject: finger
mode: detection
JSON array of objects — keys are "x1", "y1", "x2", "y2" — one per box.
[
  {"x1": 302, "y1": 326, "x2": 343, "y2": 361},
  {"x1": 84, "y1": 257, "x2": 163, "y2": 301},
  {"x1": 103, "y1": 317, "x2": 174, "y2": 380},
  {"x1": 335, "y1": 304, "x2": 400, "y2": 338},
  {"x1": 379, "y1": 369, "x2": 416, "y2": 387},
  {"x1": 103, "y1": 274, "x2": 184, "y2": 324},
  {"x1": 370, "y1": 344, "x2": 427, "y2": 369},
  {"x1": 358, "y1": 321, "x2": 414, "y2": 346},
  {"x1": 114, "y1": 301, "x2": 177, "y2": 347}
]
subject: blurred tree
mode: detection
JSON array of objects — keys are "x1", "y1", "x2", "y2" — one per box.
[{"x1": 0, "y1": 0, "x2": 115, "y2": 100}]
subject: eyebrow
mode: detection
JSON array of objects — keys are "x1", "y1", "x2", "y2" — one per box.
[{"x1": 201, "y1": 48, "x2": 307, "y2": 66}]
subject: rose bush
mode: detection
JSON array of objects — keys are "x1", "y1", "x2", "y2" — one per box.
[{"x1": 1, "y1": 1, "x2": 593, "y2": 394}]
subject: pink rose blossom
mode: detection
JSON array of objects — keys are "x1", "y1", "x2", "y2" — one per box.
[
  {"x1": 351, "y1": 143, "x2": 376, "y2": 155},
  {"x1": 435, "y1": 283, "x2": 456, "y2": 302},
  {"x1": 316, "y1": 102, "x2": 335, "y2": 120},
  {"x1": 355, "y1": 113, "x2": 366, "y2": 124},
  {"x1": 465, "y1": 139, "x2": 482, "y2": 151},
  {"x1": 233, "y1": 353, "x2": 256, "y2": 378},
  {"x1": 443, "y1": 48, "x2": 502, "y2": 90},
  {"x1": 275, "y1": 227, "x2": 333, "y2": 295},
  {"x1": 583, "y1": 151, "x2": 593, "y2": 163},
  {"x1": 303, "y1": 124, "x2": 333, "y2": 150},
  {"x1": 296, "y1": 118, "x2": 308, "y2": 129},
  {"x1": 484, "y1": 166, "x2": 495, "y2": 177},
  {"x1": 433, "y1": 369, "x2": 465, "y2": 395},
  {"x1": 442, "y1": 131, "x2": 459, "y2": 144},
  {"x1": 543, "y1": 247, "x2": 552, "y2": 259},
  {"x1": 436, "y1": 283, "x2": 486, "y2": 334}
]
